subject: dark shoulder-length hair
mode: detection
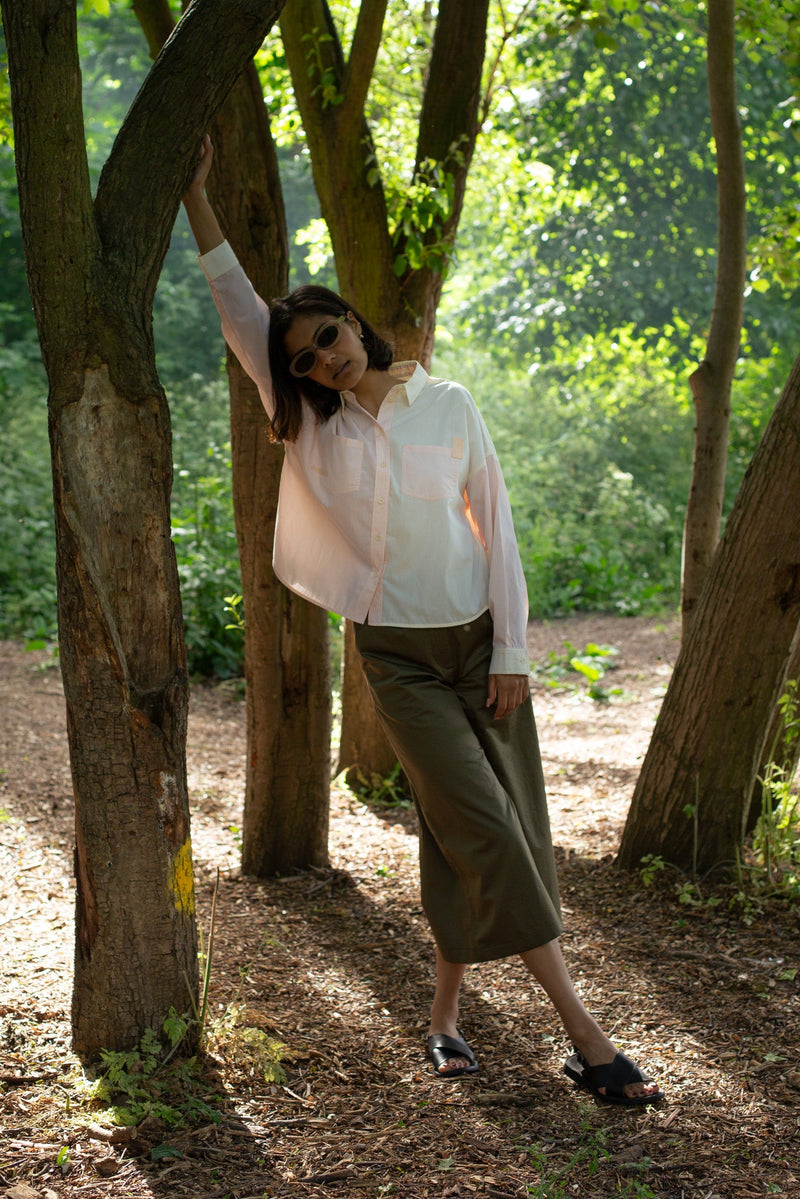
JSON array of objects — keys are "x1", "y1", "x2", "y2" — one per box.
[{"x1": 267, "y1": 284, "x2": 394, "y2": 442}]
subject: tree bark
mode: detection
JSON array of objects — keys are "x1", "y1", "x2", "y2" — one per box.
[
  {"x1": 135, "y1": 0, "x2": 331, "y2": 873},
  {"x1": 2, "y1": 0, "x2": 286, "y2": 1059},
  {"x1": 280, "y1": 0, "x2": 490, "y2": 783},
  {"x1": 680, "y1": 0, "x2": 747, "y2": 637},
  {"x1": 617, "y1": 353, "x2": 800, "y2": 876}
]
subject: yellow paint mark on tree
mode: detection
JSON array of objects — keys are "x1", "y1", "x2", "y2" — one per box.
[{"x1": 170, "y1": 838, "x2": 196, "y2": 916}]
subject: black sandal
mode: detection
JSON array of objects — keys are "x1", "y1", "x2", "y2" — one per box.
[
  {"x1": 426, "y1": 1031, "x2": 479, "y2": 1079},
  {"x1": 564, "y1": 1049, "x2": 663, "y2": 1106}
]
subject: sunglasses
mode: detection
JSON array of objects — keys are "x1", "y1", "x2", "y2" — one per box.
[{"x1": 289, "y1": 314, "x2": 348, "y2": 378}]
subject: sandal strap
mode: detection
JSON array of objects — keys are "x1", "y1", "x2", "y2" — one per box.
[
  {"x1": 427, "y1": 1033, "x2": 477, "y2": 1069},
  {"x1": 578, "y1": 1050, "x2": 651, "y2": 1094}
]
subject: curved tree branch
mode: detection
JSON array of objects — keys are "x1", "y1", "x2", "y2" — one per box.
[{"x1": 94, "y1": 0, "x2": 286, "y2": 307}]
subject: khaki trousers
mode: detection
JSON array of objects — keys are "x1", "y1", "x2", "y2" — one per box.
[{"x1": 354, "y1": 611, "x2": 562, "y2": 963}]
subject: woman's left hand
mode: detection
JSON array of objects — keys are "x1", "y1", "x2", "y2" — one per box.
[{"x1": 487, "y1": 674, "x2": 529, "y2": 720}]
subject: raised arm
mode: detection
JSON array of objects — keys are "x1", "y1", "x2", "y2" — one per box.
[{"x1": 182, "y1": 135, "x2": 225, "y2": 254}]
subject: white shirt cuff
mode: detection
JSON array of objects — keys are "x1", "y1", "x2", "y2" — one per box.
[
  {"x1": 489, "y1": 645, "x2": 530, "y2": 676},
  {"x1": 199, "y1": 240, "x2": 239, "y2": 282}
]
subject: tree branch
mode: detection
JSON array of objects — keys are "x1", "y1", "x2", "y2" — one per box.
[
  {"x1": 94, "y1": 0, "x2": 287, "y2": 306},
  {"x1": 705, "y1": 0, "x2": 747, "y2": 370},
  {"x1": 415, "y1": 0, "x2": 489, "y2": 175},
  {"x1": 0, "y1": 0, "x2": 97, "y2": 367},
  {"x1": 131, "y1": 0, "x2": 177, "y2": 60},
  {"x1": 342, "y1": 0, "x2": 388, "y2": 120}
]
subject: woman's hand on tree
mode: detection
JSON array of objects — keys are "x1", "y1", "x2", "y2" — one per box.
[{"x1": 183, "y1": 134, "x2": 213, "y2": 200}]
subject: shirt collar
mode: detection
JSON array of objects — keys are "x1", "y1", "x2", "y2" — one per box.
[
  {"x1": 387, "y1": 360, "x2": 428, "y2": 404},
  {"x1": 341, "y1": 361, "x2": 427, "y2": 408}
]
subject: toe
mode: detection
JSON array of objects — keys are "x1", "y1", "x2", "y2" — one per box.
[{"x1": 438, "y1": 1055, "x2": 470, "y2": 1075}]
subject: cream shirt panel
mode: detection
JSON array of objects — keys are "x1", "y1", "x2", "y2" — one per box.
[{"x1": 201, "y1": 241, "x2": 530, "y2": 676}]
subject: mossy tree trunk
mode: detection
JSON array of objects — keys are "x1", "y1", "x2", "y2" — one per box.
[
  {"x1": 1, "y1": 0, "x2": 286, "y2": 1059},
  {"x1": 280, "y1": 0, "x2": 491, "y2": 784}
]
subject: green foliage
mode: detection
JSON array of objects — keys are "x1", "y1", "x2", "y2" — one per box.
[
  {"x1": 0, "y1": 370, "x2": 57, "y2": 644},
  {"x1": 170, "y1": 379, "x2": 243, "y2": 677},
  {"x1": 752, "y1": 680, "x2": 800, "y2": 899},
  {"x1": 447, "y1": 7, "x2": 800, "y2": 371},
  {"x1": 534, "y1": 641, "x2": 621, "y2": 702},
  {"x1": 524, "y1": 1124, "x2": 658, "y2": 1197},
  {"x1": 390, "y1": 156, "x2": 458, "y2": 277},
  {"x1": 302, "y1": 28, "x2": 343, "y2": 109},
  {"x1": 91, "y1": 1009, "x2": 217, "y2": 1129},
  {"x1": 0, "y1": 47, "x2": 12, "y2": 145},
  {"x1": 435, "y1": 340, "x2": 689, "y2": 617},
  {"x1": 2, "y1": 0, "x2": 797, "y2": 668},
  {"x1": 209, "y1": 1016, "x2": 287, "y2": 1085},
  {"x1": 345, "y1": 762, "x2": 413, "y2": 809}
]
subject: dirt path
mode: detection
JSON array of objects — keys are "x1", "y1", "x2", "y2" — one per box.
[{"x1": 1, "y1": 617, "x2": 798, "y2": 1199}]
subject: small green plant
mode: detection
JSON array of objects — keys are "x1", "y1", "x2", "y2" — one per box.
[
  {"x1": 223, "y1": 592, "x2": 245, "y2": 634},
  {"x1": 525, "y1": 1127, "x2": 657, "y2": 1197},
  {"x1": 302, "y1": 28, "x2": 343, "y2": 108},
  {"x1": 347, "y1": 761, "x2": 413, "y2": 809},
  {"x1": 91, "y1": 1009, "x2": 216, "y2": 1128},
  {"x1": 752, "y1": 680, "x2": 800, "y2": 897},
  {"x1": 525, "y1": 1127, "x2": 609, "y2": 1196},
  {"x1": 217, "y1": 1023, "x2": 287, "y2": 1085},
  {"x1": 639, "y1": 853, "x2": 666, "y2": 886},
  {"x1": 534, "y1": 641, "x2": 620, "y2": 701}
]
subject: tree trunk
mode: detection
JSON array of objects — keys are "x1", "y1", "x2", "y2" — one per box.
[
  {"x1": 2, "y1": 0, "x2": 286, "y2": 1059},
  {"x1": 280, "y1": 0, "x2": 490, "y2": 783},
  {"x1": 209, "y1": 73, "x2": 332, "y2": 873},
  {"x1": 680, "y1": 0, "x2": 747, "y2": 637},
  {"x1": 617, "y1": 353, "x2": 800, "y2": 876},
  {"x1": 338, "y1": 619, "x2": 397, "y2": 784},
  {"x1": 135, "y1": 1, "x2": 332, "y2": 871}
]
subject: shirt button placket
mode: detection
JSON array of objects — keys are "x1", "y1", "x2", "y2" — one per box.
[{"x1": 372, "y1": 426, "x2": 390, "y2": 567}]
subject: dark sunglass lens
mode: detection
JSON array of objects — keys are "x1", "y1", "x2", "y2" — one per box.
[
  {"x1": 290, "y1": 349, "x2": 317, "y2": 376},
  {"x1": 316, "y1": 321, "x2": 341, "y2": 350}
]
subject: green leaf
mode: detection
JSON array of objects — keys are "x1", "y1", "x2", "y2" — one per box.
[{"x1": 150, "y1": 1144, "x2": 185, "y2": 1162}]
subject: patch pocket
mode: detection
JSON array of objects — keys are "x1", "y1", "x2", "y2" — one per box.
[
  {"x1": 401, "y1": 444, "x2": 461, "y2": 500},
  {"x1": 309, "y1": 434, "x2": 363, "y2": 494}
]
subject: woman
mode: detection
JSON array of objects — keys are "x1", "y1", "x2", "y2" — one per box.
[{"x1": 183, "y1": 138, "x2": 662, "y2": 1105}]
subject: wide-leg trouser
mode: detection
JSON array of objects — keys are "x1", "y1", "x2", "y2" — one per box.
[{"x1": 353, "y1": 611, "x2": 562, "y2": 963}]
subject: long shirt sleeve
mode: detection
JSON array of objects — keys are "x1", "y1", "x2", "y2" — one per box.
[{"x1": 200, "y1": 242, "x2": 530, "y2": 677}]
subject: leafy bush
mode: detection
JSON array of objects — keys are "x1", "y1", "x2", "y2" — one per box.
[
  {"x1": 170, "y1": 379, "x2": 243, "y2": 677},
  {"x1": 433, "y1": 338, "x2": 688, "y2": 617},
  {"x1": 0, "y1": 372, "x2": 245, "y2": 677},
  {"x1": 0, "y1": 364, "x2": 57, "y2": 643}
]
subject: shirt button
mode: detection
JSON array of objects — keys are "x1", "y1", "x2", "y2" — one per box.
[{"x1": 378, "y1": 497, "x2": 385, "y2": 505}]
